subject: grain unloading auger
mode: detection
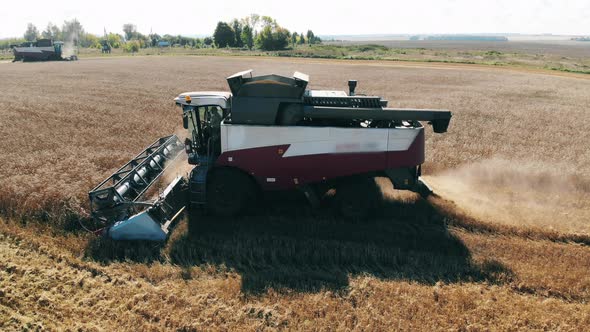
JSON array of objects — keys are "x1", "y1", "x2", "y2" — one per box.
[
  {"x1": 88, "y1": 135, "x2": 186, "y2": 240},
  {"x1": 89, "y1": 70, "x2": 452, "y2": 241}
]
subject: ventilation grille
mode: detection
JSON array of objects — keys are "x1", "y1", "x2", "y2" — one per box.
[{"x1": 304, "y1": 96, "x2": 383, "y2": 108}]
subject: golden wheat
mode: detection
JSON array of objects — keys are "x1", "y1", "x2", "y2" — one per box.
[{"x1": 1, "y1": 56, "x2": 590, "y2": 330}]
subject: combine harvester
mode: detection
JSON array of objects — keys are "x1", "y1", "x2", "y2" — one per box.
[
  {"x1": 88, "y1": 70, "x2": 452, "y2": 240},
  {"x1": 12, "y1": 39, "x2": 78, "y2": 62}
]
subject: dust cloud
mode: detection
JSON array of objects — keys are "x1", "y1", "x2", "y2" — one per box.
[
  {"x1": 425, "y1": 159, "x2": 590, "y2": 235},
  {"x1": 158, "y1": 128, "x2": 193, "y2": 190},
  {"x1": 62, "y1": 31, "x2": 77, "y2": 58},
  {"x1": 161, "y1": 152, "x2": 193, "y2": 186}
]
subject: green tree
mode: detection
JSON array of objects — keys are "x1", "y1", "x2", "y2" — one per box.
[
  {"x1": 213, "y1": 22, "x2": 235, "y2": 48},
  {"x1": 124, "y1": 40, "x2": 140, "y2": 53},
  {"x1": 256, "y1": 26, "x2": 273, "y2": 50},
  {"x1": 135, "y1": 33, "x2": 150, "y2": 47},
  {"x1": 249, "y1": 14, "x2": 260, "y2": 30},
  {"x1": 275, "y1": 27, "x2": 290, "y2": 50},
  {"x1": 53, "y1": 24, "x2": 63, "y2": 40},
  {"x1": 41, "y1": 23, "x2": 61, "y2": 40},
  {"x1": 305, "y1": 30, "x2": 321, "y2": 44},
  {"x1": 162, "y1": 34, "x2": 175, "y2": 44},
  {"x1": 256, "y1": 25, "x2": 290, "y2": 51},
  {"x1": 203, "y1": 37, "x2": 213, "y2": 46},
  {"x1": 306, "y1": 30, "x2": 315, "y2": 44},
  {"x1": 291, "y1": 32, "x2": 298, "y2": 48},
  {"x1": 241, "y1": 25, "x2": 253, "y2": 49},
  {"x1": 261, "y1": 16, "x2": 277, "y2": 29},
  {"x1": 298, "y1": 32, "x2": 305, "y2": 45},
  {"x1": 175, "y1": 35, "x2": 196, "y2": 47},
  {"x1": 232, "y1": 19, "x2": 243, "y2": 47},
  {"x1": 62, "y1": 19, "x2": 84, "y2": 45},
  {"x1": 149, "y1": 33, "x2": 161, "y2": 47},
  {"x1": 0, "y1": 38, "x2": 25, "y2": 50},
  {"x1": 83, "y1": 34, "x2": 101, "y2": 48},
  {"x1": 122, "y1": 24, "x2": 137, "y2": 41},
  {"x1": 107, "y1": 33, "x2": 123, "y2": 48},
  {"x1": 24, "y1": 23, "x2": 39, "y2": 41}
]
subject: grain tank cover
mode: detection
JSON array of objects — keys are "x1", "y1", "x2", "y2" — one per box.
[
  {"x1": 227, "y1": 70, "x2": 310, "y2": 125},
  {"x1": 227, "y1": 70, "x2": 308, "y2": 98}
]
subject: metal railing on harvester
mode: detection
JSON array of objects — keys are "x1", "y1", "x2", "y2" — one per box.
[{"x1": 88, "y1": 135, "x2": 184, "y2": 225}]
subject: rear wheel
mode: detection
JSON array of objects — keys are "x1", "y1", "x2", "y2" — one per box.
[{"x1": 206, "y1": 168, "x2": 256, "y2": 217}]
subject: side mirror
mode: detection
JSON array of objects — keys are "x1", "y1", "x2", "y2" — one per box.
[{"x1": 182, "y1": 115, "x2": 188, "y2": 129}]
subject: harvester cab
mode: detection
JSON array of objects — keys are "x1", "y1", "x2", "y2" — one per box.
[
  {"x1": 53, "y1": 41, "x2": 63, "y2": 57},
  {"x1": 88, "y1": 69, "x2": 452, "y2": 241},
  {"x1": 177, "y1": 92, "x2": 229, "y2": 160}
]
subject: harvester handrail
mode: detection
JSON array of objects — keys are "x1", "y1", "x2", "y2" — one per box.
[
  {"x1": 89, "y1": 135, "x2": 177, "y2": 192},
  {"x1": 88, "y1": 135, "x2": 183, "y2": 223}
]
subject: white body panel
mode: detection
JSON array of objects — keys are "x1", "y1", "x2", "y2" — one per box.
[
  {"x1": 13, "y1": 46, "x2": 54, "y2": 53},
  {"x1": 174, "y1": 91, "x2": 231, "y2": 107},
  {"x1": 220, "y1": 123, "x2": 421, "y2": 157}
]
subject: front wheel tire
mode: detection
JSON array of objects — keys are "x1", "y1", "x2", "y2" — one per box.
[{"x1": 206, "y1": 168, "x2": 256, "y2": 217}]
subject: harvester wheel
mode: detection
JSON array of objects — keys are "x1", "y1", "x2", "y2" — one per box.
[
  {"x1": 335, "y1": 177, "x2": 380, "y2": 220},
  {"x1": 206, "y1": 168, "x2": 256, "y2": 217}
]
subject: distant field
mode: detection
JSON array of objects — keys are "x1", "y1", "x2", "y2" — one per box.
[
  {"x1": 1, "y1": 56, "x2": 589, "y2": 330},
  {"x1": 319, "y1": 40, "x2": 590, "y2": 74},
  {"x1": 4, "y1": 38, "x2": 590, "y2": 73},
  {"x1": 327, "y1": 39, "x2": 590, "y2": 58}
]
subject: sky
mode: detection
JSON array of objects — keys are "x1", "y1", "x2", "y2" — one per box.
[{"x1": 1, "y1": 0, "x2": 589, "y2": 39}]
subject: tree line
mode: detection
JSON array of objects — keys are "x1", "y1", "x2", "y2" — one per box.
[
  {"x1": 0, "y1": 20, "x2": 210, "y2": 52},
  {"x1": 0, "y1": 20, "x2": 97, "y2": 50},
  {"x1": 213, "y1": 14, "x2": 321, "y2": 50},
  {"x1": 0, "y1": 15, "x2": 320, "y2": 52},
  {"x1": 107, "y1": 24, "x2": 213, "y2": 53}
]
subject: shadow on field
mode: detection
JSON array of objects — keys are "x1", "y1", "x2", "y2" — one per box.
[
  {"x1": 85, "y1": 191, "x2": 514, "y2": 294},
  {"x1": 86, "y1": 237, "x2": 165, "y2": 264},
  {"x1": 176, "y1": 191, "x2": 513, "y2": 293}
]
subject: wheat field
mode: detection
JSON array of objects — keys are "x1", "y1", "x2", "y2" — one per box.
[{"x1": 1, "y1": 56, "x2": 589, "y2": 330}]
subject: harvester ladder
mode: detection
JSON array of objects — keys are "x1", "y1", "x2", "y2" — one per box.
[
  {"x1": 189, "y1": 138, "x2": 215, "y2": 206},
  {"x1": 189, "y1": 162, "x2": 208, "y2": 205},
  {"x1": 189, "y1": 138, "x2": 219, "y2": 206}
]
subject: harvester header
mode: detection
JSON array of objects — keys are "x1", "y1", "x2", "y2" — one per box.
[{"x1": 88, "y1": 135, "x2": 185, "y2": 240}]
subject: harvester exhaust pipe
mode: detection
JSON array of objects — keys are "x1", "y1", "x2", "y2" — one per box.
[{"x1": 348, "y1": 80, "x2": 357, "y2": 96}]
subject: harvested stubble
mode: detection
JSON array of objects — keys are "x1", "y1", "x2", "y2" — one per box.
[
  {"x1": 1, "y1": 56, "x2": 590, "y2": 330},
  {"x1": 2, "y1": 56, "x2": 590, "y2": 232}
]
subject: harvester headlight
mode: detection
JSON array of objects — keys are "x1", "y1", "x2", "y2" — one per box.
[{"x1": 184, "y1": 95, "x2": 191, "y2": 104}]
